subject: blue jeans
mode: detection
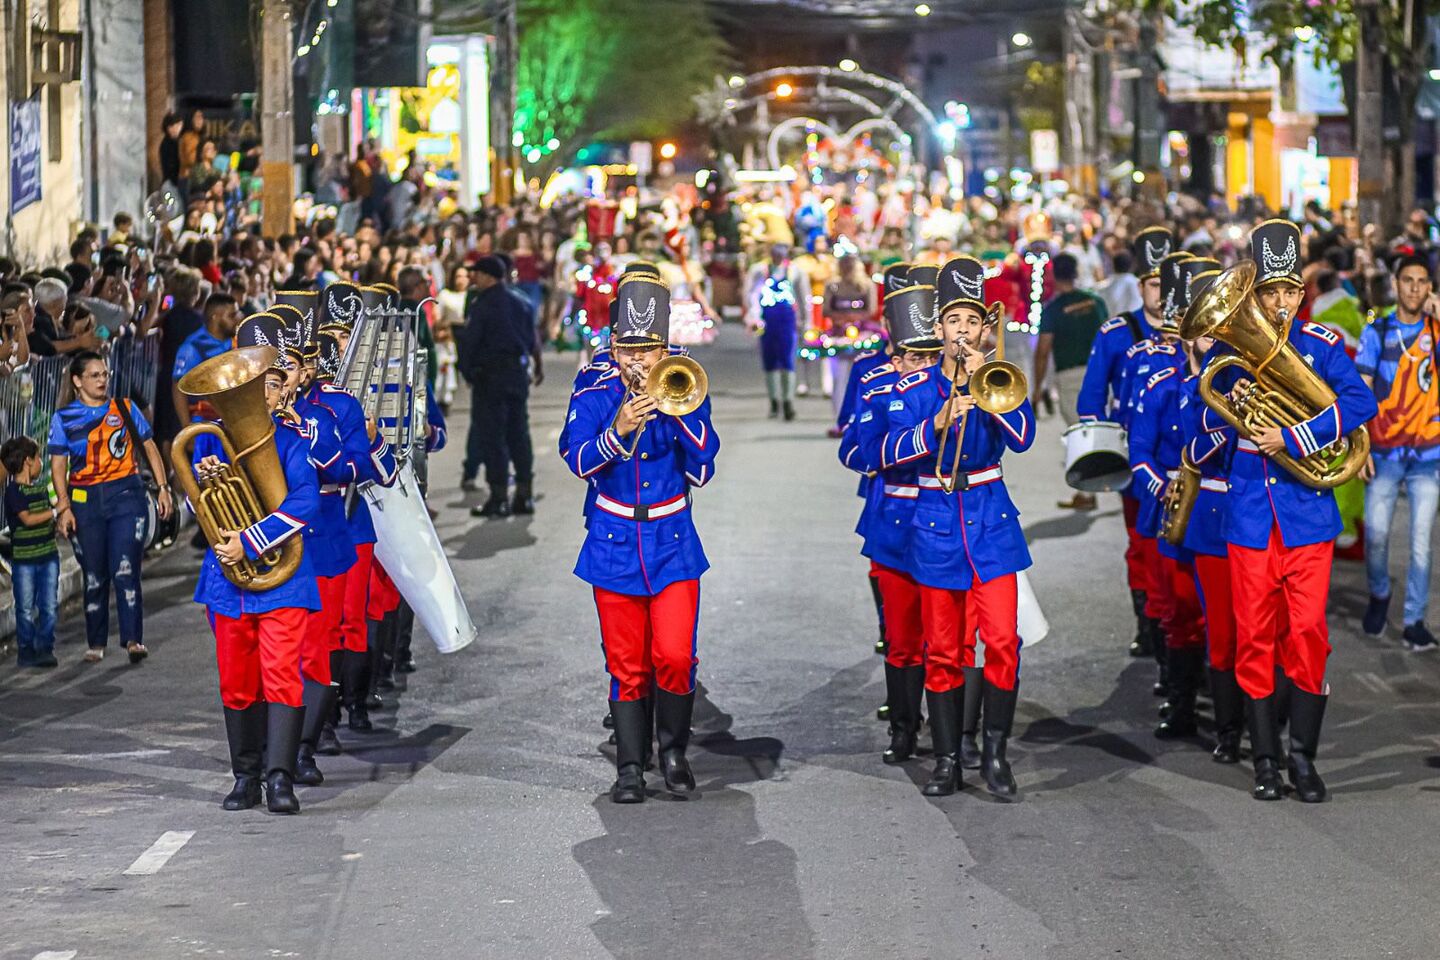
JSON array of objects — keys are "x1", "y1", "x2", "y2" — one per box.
[
  {"x1": 69, "y1": 476, "x2": 146, "y2": 649},
  {"x1": 12, "y1": 555, "x2": 59, "y2": 663},
  {"x1": 1364, "y1": 456, "x2": 1440, "y2": 624}
]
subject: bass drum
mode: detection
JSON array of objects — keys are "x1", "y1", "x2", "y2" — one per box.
[
  {"x1": 367, "y1": 464, "x2": 477, "y2": 654},
  {"x1": 1062, "y1": 420, "x2": 1130, "y2": 492}
]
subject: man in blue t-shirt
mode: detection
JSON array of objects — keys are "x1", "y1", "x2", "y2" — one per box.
[
  {"x1": 170, "y1": 293, "x2": 239, "y2": 424},
  {"x1": 1356, "y1": 253, "x2": 1440, "y2": 650}
]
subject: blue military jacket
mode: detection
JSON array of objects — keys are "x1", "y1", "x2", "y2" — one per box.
[
  {"x1": 562, "y1": 367, "x2": 719, "y2": 596},
  {"x1": 1077, "y1": 309, "x2": 1148, "y2": 420},
  {"x1": 192, "y1": 416, "x2": 322, "y2": 617},
  {"x1": 292, "y1": 394, "x2": 358, "y2": 578},
  {"x1": 1118, "y1": 340, "x2": 1182, "y2": 431},
  {"x1": 879, "y1": 367, "x2": 1035, "y2": 591},
  {"x1": 1128, "y1": 365, "x2": 1187, "y2": 542},
  {"x1": 1203, "y1": 321, "x2": 1378, "y2": 549},
  {"x1": 837, "y1": 349, "x2": 889, "y2": 430},
  {"x1": 852, "y1": 370, "x2": 923, "y2": 571},
  {"x1": 839, "y1": 358, "x2": 897, "y2": 499},
  {"x1": 303, "y1": 382, "x2": 398, "y2": 545},
  {"x1": 1180, "y1": 376, "x2": 1234, "y2": 559}
]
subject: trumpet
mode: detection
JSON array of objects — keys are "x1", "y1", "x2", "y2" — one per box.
[
  {"x1": 934, "y1": 303, "x2": 1029, "y2": 493},
  {"x1": 610, "y1": 354, "x2": 709, "y2": 458},
  {"x1": 1183, "y1": 261, "x2": 1369, "y2": 489}
]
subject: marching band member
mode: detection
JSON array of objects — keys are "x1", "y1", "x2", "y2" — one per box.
[
  {"x1": 309, "y1": 321, "x2": 399, "y2": 734},
  {"x1": 849, "y1": 283, "x2": 943, "y2": 763},
  {"x1": 1129, "y1": 254, "x2": 1206, "y2": 738},
  {"x1": 1174, "y1": 260, "x2": 1245, "y2": 763},
  {"x1": 1204, "y1": 219, "x2": 1377, "y2": 801},
  {"x1": 878, "y1": 255, "x2": 1036, "y2": 799},
  {"x1": 561, "y1": 273, "x2": 719, "y2": 804},
  {"x1": 1075, "y1": 227, "x2": 1174, "y2": 656},
  {"x1": 188, "y1": 349, "x2": 321, "y2": 814}
]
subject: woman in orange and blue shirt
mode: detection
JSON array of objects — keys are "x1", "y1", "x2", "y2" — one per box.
[{"x1": 49, "y1": 351, "x2": 173, "y2": 663}]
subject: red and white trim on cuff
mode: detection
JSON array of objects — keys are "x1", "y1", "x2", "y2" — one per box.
[{"x1": 594, "y1": 491, "x2": 690, "y2": 521}]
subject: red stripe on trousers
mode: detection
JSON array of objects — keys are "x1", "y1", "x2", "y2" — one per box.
[
  {"x1": 339, "y1": 543, "x2": 374, "y2": 653},
  {"x1": 875, "y1": 563, "x2": 923, "y2": 668},
  {"x1": 918, "y1": 573, "x2": 1020, "y2": 692},
  {"x1": 1122, "y1": 494, "x2": 1147, "y2": 594},
  {"x1": 212, "y1": 606, "x2": 309, "y2": 710},
  {"x1": 1229, "y1": 525, "x2": 1332, "y2": 697},
  {"x1": 1162, "y1": 555, "x2": 1205, "y2": 650},
  {"x1": 593, "y1": 579, "x2": 700, "y2": 702},
  {"x1": 302, "y1": 573, "x2": 347, "y2": 683},
  {"x1": 1194, "y1": 553, "x2": 1236, "y2": 670}
]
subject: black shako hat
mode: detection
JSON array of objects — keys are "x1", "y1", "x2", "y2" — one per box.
[
  {"x1": 1157, "y1": 252, "x2": 1194, "y2": 333},
  {"x1": 611, "y1": 274, "x2": 670, "y2": 347},
  {"x1": 881, "y1": 262, "x2": 911, "y2": 299},
  {"x1": 235, "y1": 311, "x2": 295, "y2": 373},
  {"x1": 273, "y1": 289, "x2": 318, "y2": 343},
  {"x1": 266, "y1": 303, "x2": 308, "y2": 367},
  {"x1": 1250, "y1": 218, "x2": 1302, "y2": 288},
  {"x1": 886, "y1": 283, "x2": 942, "y2": 352},
  {"x1": 937, "y1": 255, "x2": 988, "y2": 316},
  {"x1": 623, "y1": 260, "x2": 662, "y2": 279},
  {"x1": 1132, "y1": 226, "x2": 1175, "y2": 280},
  {"x1": 1178, "y1": 257, "x2": 1222, "y2": 329},
  {"x1": 319, "y1": 281, "x2": 364, "y2": 339},
  {"x1": 907, "y1": 263, "x2": 939, "y2": 290}
]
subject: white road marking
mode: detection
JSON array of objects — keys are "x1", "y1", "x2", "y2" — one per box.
[
  {"x1": 33, "y1": 952, "x2": 78, "y2": 960},
  {"x1": 0, "y1": 749, "x2": 172, "y2": 763},
  {"x1": 123, "y1": 830, "x2": 195, "y2": 876}
]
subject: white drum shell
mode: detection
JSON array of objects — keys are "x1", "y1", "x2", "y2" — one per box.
[{"x1": 1062, "y1": 420, "x2": 1131, "y2": 492}]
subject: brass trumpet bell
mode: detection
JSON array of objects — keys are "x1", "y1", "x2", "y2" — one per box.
[{"x1": 648, "y1": 355, "x2": 708, "y2": 417}]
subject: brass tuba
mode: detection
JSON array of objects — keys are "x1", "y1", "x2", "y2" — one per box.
[
  {"x1": 170, "y1": 346, "x2": 302, "y2": 591},
  {"x1": 611, "y1": 355, "x2": 708, "y2": 457},
  {"x1": 1181, "y1": 261, "x2": 1369, "y2": 489},
  {"x1": 935, "y1": 303, "x2": 1028, "y2": 493}
]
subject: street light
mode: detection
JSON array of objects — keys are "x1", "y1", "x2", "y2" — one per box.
[
  {"x1": 659, "y1": 142, "x2": 678, "y2": 160},
  {"x1": 775, "y1": 81, "x2": 794, "y2": 98},
  {"x1": 915, "y1": 3, "x2": 931, "y2": 16},
  {"x1": 1012, "y1": 32, "x2": 1032, "y2": 48},
  {"x1": 728, "y1": 74, "x2": 745, "y2": 88},
  {"x1": 839, "y1": 58, "x2": 858, "y2": 72}
]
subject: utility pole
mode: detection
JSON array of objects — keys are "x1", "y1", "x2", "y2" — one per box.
[
  {"x1": 260, "y1": 0, "x2": 296, "y2": 238},
  {"x1": 1133, "y1": 12, "x2": 1162, "y2": 198},
  {"x1": 490, "y1": 0, "x2": 518, "y2": 204},
  {"x1": 1354, "y1": 0, "x2": 1386, "y2": 233}
]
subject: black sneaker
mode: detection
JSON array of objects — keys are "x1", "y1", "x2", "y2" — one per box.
[
  {"x1": 1362, "y1": 594, "x2": 1390, "y2": 637},
  {"x1": 1403, "y1": 621, "x2": 1438, "y2": 653}
]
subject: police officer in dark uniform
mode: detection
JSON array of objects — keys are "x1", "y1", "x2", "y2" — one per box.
[{"x1": 460, "y1": 255, "x2": 542, "y2": 517}]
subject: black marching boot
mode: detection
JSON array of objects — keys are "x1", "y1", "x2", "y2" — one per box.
[
  {"x1": 1128, "y1": 590, "x2": 1152, "y2": 657},
  {"x1": 609, "y1": 698, "x2": 649, "y2": 803},
  {"x1": 1155, "y1": 647, "x2": 1201, "y2": 739},
  {"x1": 1274, "y1": 667, "x2": 1293, "y2": 749},
  {"x1": 868, "y1": 574, "x2": 888, "y2": 656},
  {"x1": 342, "y1": 649, "x2": 375, "y2": 732},
  {"x1": 881, "y1": 664, "x2": 920, "y2": 764},
  {"x1": 959, "y1": 666, "x2": 983, "y2": 769},
  {"x1": 922, "y1": 688, "x2": 962, "y2": 796},
  {"x1": 655, "y1": 688, "x2": 697, "y2": 795},
  {"x1": 511, "y1": 481, "x2": 536, "y2": 516},
  {"x1": 365, "y1": 620, "x2": 387, "y2": 709},
  {"x1": 296, "y1": 680, "x2": 338, "y2": 786},
  {"x1": 1151, "y1": 623, "x2": 1170, "y2": 696},
  {"x1": 221, "y1": 704, "x2": 265, "y2": 810},
  {"x1": 264, "y1": 703, "x2": 304, "y2": 814},
  {"x1": 981, "y1": 682, "x2": 1020, "y2": 800},
  {"x1": 1245, "y1": 694, "x2": 1286, "y2": 801},
  {"x1": 318, "y1": 651, "x2": 344, "y2": 755},
  {"x1": 1209, "y1": 667, "x2": 1243, "y2": 764},
  {"x1": 1286, "y1": 688, "x2": 1329, "y2": 803}
]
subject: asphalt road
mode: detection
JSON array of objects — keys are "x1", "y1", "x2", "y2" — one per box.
[{"x1": 2, "y1": 324, "x2": 1439, "y2": 960}]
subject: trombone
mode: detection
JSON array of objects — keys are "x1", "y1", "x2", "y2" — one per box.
[
  {"x1": 610, "y1": 354, "x2": 709, "y2": 458},
  {"x1": 934, "y1": 303, "x2": 1029, "y2": 494}
]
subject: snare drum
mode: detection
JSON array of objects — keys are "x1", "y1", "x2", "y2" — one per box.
[{"x1": 1062, "y1": 420, "x2": 1130, "y2": 492}]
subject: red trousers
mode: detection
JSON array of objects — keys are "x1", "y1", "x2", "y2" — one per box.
[
  {"x1": 302, "y1": 574, "x2": 347, "y2": 683},
  {"x1": 340, "y1": 543, "x2": 375, "y2": 653},
  {"x1": 1137, "y1": 536, "x2": 1168, "y2": 620},
  {"x1": 211, "y1": 607, "x2": 308, "y2": 710},
  {"x1": 919, "y1": 574, "x2": 1020, "y2": 692},
  {"x1": 874, "y1": 562, "x2": 923, "y2": 669},
  {"x1": 594, "y1": 580, "x2": 700, "y2": 701},
  {"x1": 368, "y1": 560, "x2": 401, "y2": 621},
  {"x1": 1160, "y1": 555, "x2": 1205, "y2": 651},
  {"x1": 1194, "y1": 553, "x2": 1236, "y2": 670},
  {"x1": 1121, "y1": 494, "x2": 1148, "y2": 596},
  {"x1": 1229, "y1": 526, "x2": 1333, "y2": 698}
]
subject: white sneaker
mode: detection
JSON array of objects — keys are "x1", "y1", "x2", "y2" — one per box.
[{"x1": 84, "y1": 648, "x2": 104, "y2": 662}]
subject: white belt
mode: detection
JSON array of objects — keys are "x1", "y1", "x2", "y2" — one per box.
[
  {"x1": 883, "y1": 484, "x2": 919, "y2": 499},
  {"x1": 918, "y1": 465, "x2": 1003, "y2": 490},
  {"x1": 1237, "y1": 438, "x2": 1260, "y2": 453},
  {"x1": 595, "y1": 492, "x2": 690, "y2": 521},
  {"x1": 1200, "y1": 478, "x2": 1229, "y2": 493}
]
